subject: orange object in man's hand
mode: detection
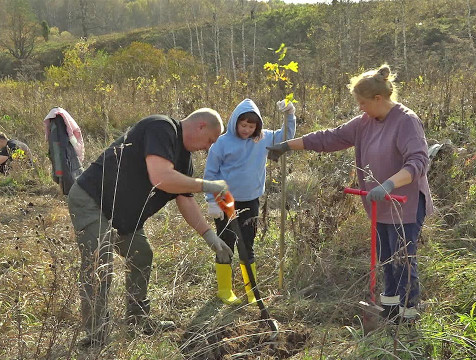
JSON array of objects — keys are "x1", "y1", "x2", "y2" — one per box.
[{"x1": 214, "y1": 191, "x2": 236, "y2": 219}]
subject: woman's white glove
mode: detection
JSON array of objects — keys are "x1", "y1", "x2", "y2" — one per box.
[
  {"x1": 276, "y1": 99, "x2": 295, "y2": 115},
  {"x1": 202, "y1": 229, "x2": 233, "y2": 263},
  {"x1": 208, "y1": 202, "x2": 224, "y2": 220}
]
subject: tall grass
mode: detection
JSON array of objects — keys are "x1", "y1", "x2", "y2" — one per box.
[{"x1": 0, "y1": 42, "x2": 475, "y2": 359}]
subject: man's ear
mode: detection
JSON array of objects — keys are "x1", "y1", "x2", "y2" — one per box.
[{"x1": 197, "y1": 121, "x2": 207, "y2": 130}]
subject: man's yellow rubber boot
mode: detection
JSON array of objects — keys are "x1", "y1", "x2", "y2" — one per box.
[
  {"x1": 240, "y1": 262, "x2": 257, "y2": 305},
  {"x1": 215, "y1": 263, "x2": 242, "y2": 305}
]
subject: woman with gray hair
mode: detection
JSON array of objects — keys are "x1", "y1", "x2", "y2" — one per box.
[{"x1": 267, "y1": 64, "x2": 434, "y2": 323}]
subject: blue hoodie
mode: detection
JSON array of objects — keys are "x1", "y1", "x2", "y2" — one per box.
[{"x1": 204, "y1": 98, "x2": 296, "y2": 202}]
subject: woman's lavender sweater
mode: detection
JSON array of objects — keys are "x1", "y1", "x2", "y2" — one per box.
[{"x1": 303, "y1": 103, "x2": 434, "y2": 224}]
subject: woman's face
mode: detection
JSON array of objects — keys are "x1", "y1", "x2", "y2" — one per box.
[
  {"x1": 237, "y1": 119, "x2": 257, "y2": 139},
  {"x1": 355, "y1": 94, "x2": 382, "y2": 119}
]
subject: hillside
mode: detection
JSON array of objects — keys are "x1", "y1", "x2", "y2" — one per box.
[{"x1": 2, "y1": 0, "x2": 476, "y2": 84}]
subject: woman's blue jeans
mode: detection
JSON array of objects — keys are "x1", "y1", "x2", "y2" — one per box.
[{"x1": 376, "y1": 192, "x2": 426, "y2": 308}]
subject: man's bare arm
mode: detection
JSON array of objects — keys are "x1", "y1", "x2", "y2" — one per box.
[
  {"x1": 175, "y1": 195, "x2": 210, "y2": 235},
  {"x1": 146, "y1": 155, "x2": 203, "y2": 194}
]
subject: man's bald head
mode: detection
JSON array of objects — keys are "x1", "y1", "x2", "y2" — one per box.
[
  {"x1": 181, "y1": 108, "x2": 224, "y2": 152},
  {"x1": 184, "y1": 108, "x2": 224, "y2": 134}
]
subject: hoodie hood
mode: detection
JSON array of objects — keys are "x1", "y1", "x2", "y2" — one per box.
[{"x1": 226, "y1": 99, "x2": 263, "y2": 137}]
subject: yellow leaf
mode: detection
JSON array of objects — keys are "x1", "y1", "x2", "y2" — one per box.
[
  {"x1": 263, "y1": 62, "x2": 278, "y2": 72},
  {"x1": 284, "y1": 61, "x2": 299, "y2": 73},
  {"x1": 275, "y1": 43, "x2": 286, "y2": 54},
  {"x1": 278, "y1": 47, "x2": 287, "y2": 61},
  {"x1": 285, "y1": 93, "x2": 298, "y2": 104}
]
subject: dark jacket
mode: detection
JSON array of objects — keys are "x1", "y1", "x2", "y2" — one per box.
[{"x1": 48, "y1": 114, "x2": 83, "y2": 194}]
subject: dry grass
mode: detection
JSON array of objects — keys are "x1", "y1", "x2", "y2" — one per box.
[{"x1": 1, "y1": 60, "x2": 476, "y2": 358}]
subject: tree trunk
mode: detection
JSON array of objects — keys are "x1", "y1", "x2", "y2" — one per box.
[
  {"x1": 195, "y1": 23, "x2": 204, "y2": 64},
  {"x1": 213, "y1": 13, "x2": 220, "y2": 76},
  {"x1": 252, "y1": 21, "x2": 257, "y2": 75},
  {"x1": 467, "y1": 0, "x2": 476, "y2": 65},
  {"x1": 79, "y1": 0, "x2": 89, "y2": 38},
  {"x1": 230, "y1": 24, "x2": 236, "y2": 81},
  {"x1": 217, "y1": 24, "x2": 222, "y2": 71},
  {"x1": 187, "y1": 22, "x2": 193, "y2": 56},
  {"x1": 400, "y1": 0, "x2": 408, "y2": 80},
  {"x1": 394, "y1": 16, "x2": 399, "y2": 65},
  {"x1": 200, "y1": 27, "x2": 205, "y2": 61},
  {"x1": 242, "y1": 21, "x2": 246, "y2": 71},
  {"x1": 357, "y1": 1, "x2": 362, "y2": 68}
]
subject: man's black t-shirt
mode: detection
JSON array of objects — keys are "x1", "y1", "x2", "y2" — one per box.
[{"x1": 77, "y1": 115, "x2": 193, "y2": 234}]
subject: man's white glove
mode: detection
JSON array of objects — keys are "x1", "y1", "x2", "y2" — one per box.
[
  {"x1": 208, "y1": 202, "x2": 224, "y2": 220},
  {"x1": 276, "y1": 99, "x2": 295, "y2": 115},
  {"x1": 202, "y1": 229, "x2": 233, "y2": 263},
  {"x1": 202, "y1": 179, "x2": 228, "y2": 194}
]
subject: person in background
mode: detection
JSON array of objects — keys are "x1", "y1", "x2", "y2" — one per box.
[
  {"x1": 0, "y1": 132, "x2": 33, "y2": 174},
  {"x1": 68, "y1": 109, "x2": 233, "y2": 348},
  {"x1": 267, "y1": 65, "x2": 433, "y2": 322},
  {"x1": 204, "y1": 98, "x2": 296, "y2": 305}
]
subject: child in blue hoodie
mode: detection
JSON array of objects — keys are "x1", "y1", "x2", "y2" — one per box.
[{"x1": 204, "y1": 98, "x2": 296, "y2": 304}]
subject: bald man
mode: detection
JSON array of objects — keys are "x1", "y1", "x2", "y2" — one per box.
[{"x1": 68, "y1": 109, "x2": 233, "y2": 347}]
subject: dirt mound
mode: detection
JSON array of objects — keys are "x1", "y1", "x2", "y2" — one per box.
[{"x1": 181, "y1": 320, "x2": 311, "y2": 359}]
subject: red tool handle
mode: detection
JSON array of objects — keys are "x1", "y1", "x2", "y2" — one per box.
[
  {"x1": 370, "y1": 201, "x2": 376, "y2": 303},
  {"x1": 343, "y1": 187, "x2": 407, "y2": 203},
  {"x1": 344, "y1": 187, "x2": 406, "y2": 303}
]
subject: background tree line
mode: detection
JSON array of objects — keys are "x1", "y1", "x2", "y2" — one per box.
[
  {"x1": 1, "y1": 0, "x2": 475, "y2": 141},
  {"x1": 0, "y1": 0, "x2": 269, "y2": 41},
  {"x1": 0, "y1": 0, "x2": 475, "y2": 86}
]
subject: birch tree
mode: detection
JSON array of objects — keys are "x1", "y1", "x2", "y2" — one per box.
[
  {"x1": 213, "y1": 12, "x2": 220, "y2": 76},
  {"x1": 230, "y1": 24, "x2": 237, "y2": 81},
  {"x1": 466, "y1": 0, "x2": 476, "y2": 64},
  {"x1": 400, "y1": 0, "x2": 408, "y2": 80}
]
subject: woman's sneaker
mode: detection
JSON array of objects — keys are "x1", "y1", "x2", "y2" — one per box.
[{"x1": 398, "y1": 306, "x2": 420, "y2": 324}]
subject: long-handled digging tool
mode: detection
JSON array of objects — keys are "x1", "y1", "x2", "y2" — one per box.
[
  {"x1": 343, "y1": 187, "x2": 407, "y2": 334},
  {"x1": 215, "y1": 190, "x2": 279, "y2": 340}
]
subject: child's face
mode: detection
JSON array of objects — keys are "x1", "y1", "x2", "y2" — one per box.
[{"x1": 237, "y1": 119, "x2": 257, "y2": 139}]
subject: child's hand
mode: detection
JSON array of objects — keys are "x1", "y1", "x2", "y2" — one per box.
[
  {"x1": 276, "y1": 99, "x2": 295, "y2": 115},
  {"x1": 208, "y1": 202, "x2": 224, "y2": 220}
]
